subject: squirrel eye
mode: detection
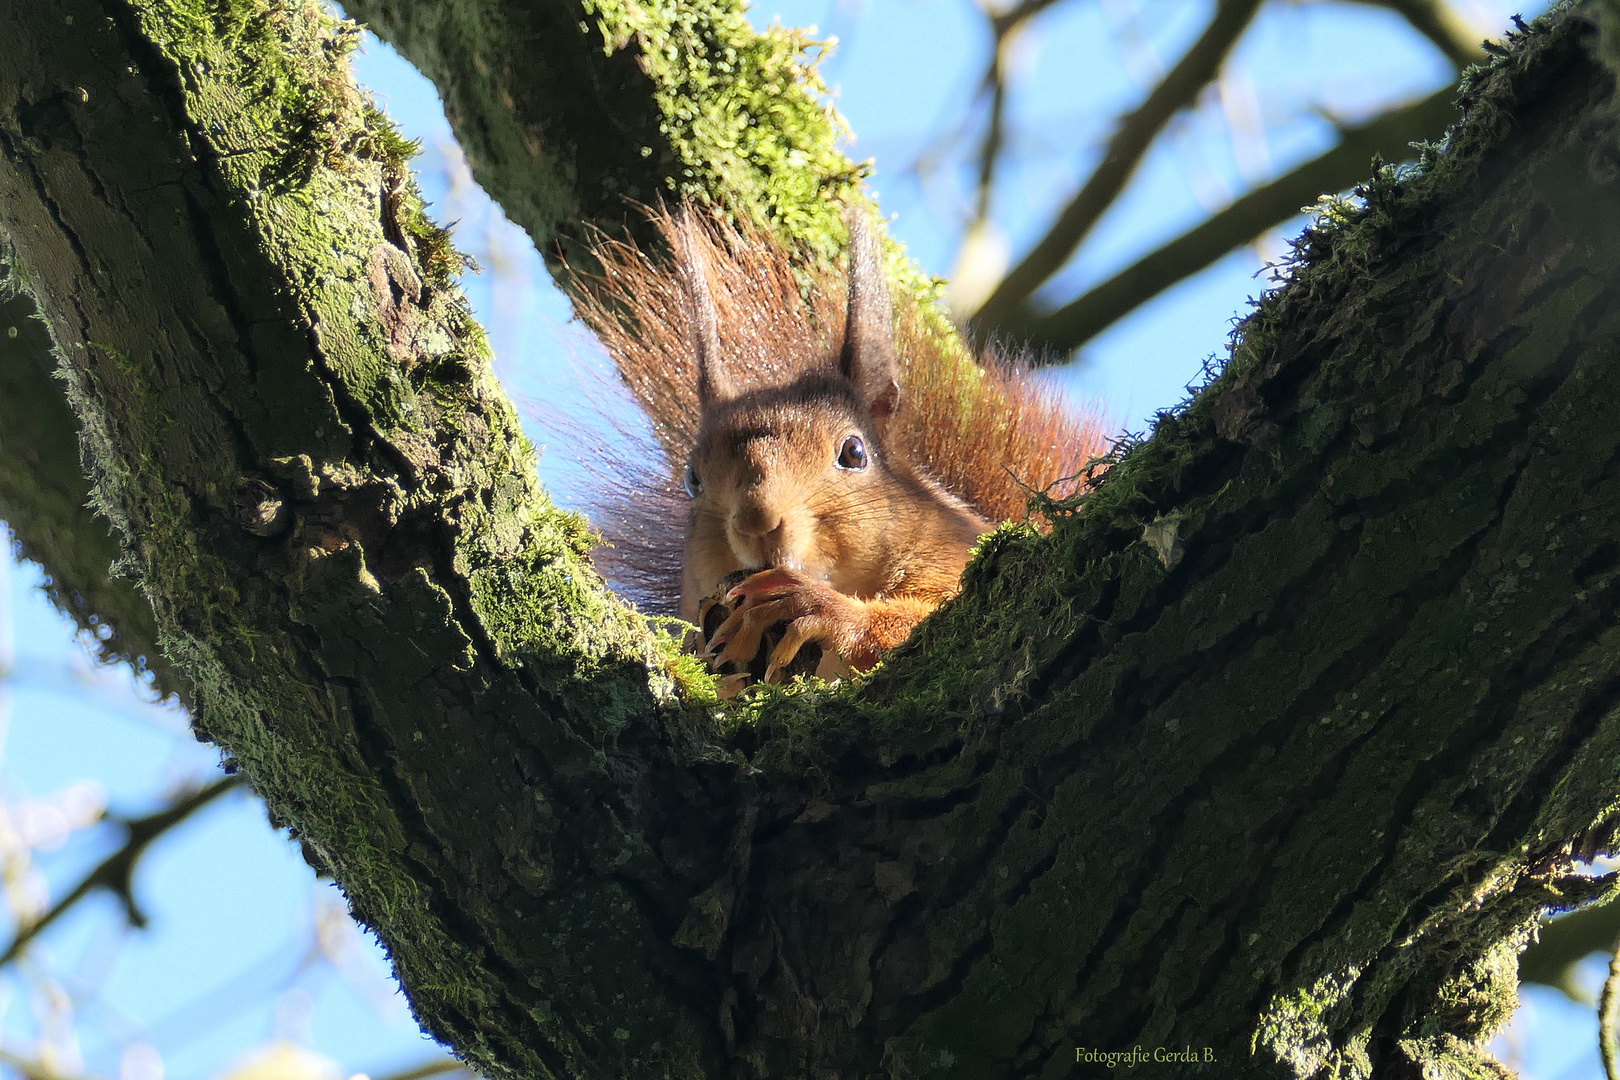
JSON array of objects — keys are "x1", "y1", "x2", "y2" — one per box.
[
  {"x1": 837, "y1": 435, "x2": 868, "y2": 470},
  {"x1": 683, "y1": 463, "x2": 703, "y2": 498}
]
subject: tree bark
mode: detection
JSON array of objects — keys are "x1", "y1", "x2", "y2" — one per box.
[
  {"x1": 0, "y1": 0, "x2": 934, "y2": 685},
  {"x1": 338, "y1": 0, "x2": 869, "y2": 272},
  {"x1": 2, "y1": 3, "x2": 1619, "y2": 1080},
  {"x1": 0, "y1": 281, "x2": 187, "y2": 698}
]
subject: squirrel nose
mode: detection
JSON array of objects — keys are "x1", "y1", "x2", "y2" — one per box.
[
  {"x1": 733, "y1": 513, "x2": 784, "y2": 541},
  {"x1": 731, "y1": 513, "x2": 787, "y2": 566}
]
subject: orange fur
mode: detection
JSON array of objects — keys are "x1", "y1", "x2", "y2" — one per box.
[{"x1": 568, "y1": 207, "x2": 1111, "y2": 617}]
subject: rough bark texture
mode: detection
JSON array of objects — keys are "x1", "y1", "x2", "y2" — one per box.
[
  {"x1": 0, "y1": 0, "x2": 941, "y2": 693},
  {"x1": 330, "y1": 0, "x2": 958, "y2": 340},
  {"x1": 336, "y1": 0, "x2": 865, "y2": 264},
  {"x1": 0, "y1": 280, "x2": 187, "y2": 698},
  {"x1": 3, "y1": 2, "x2": 1620, "y2": 1080}
]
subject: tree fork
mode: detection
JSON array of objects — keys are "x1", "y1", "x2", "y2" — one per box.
[
  {"x1": 0, "y1": 1, "x2": 725, "y2": 1074},
  {"x1": 0, "y1": 0, "x2": 931, "y2": 690},
  {"x1": 1, "y1": 4, "x2": 1620, "y2": 1080}
]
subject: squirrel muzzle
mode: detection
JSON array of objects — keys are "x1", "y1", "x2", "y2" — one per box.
[{"x1": 726, "y1": 473, "x2": 823, "y2": 574}]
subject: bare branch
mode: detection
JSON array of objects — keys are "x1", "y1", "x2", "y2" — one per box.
[
  {"x1": 967, "y1": 0, "x2": 1265, "y2": 333},
  {"x1": 972, "y1": 51, "x2": 1008, "y2": 225},
  {"x1": 969, "y1": 0, "x2": 1070, "y2": 230},
  {"x1": 370, "y1": 1060, "x2": 469, "y2": 1080},
  {"x1": 0, "y1": 777, "x2": 243, "y2": 966},
  {"x1": 1355, "y1": 0, "x2": 1487, "y2": 66},
  {"x1": 1521, "y1": 901, "x2": 1620, "y2": 999},
  {"x1": 1002, "y1": 81, "x2": 1459, "y2": 359}
]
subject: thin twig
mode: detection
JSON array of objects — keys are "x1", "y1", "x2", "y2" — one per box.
[
  {"x1": 968, "y1": 0, "x2": 1265, "y2": 334},
  {"x1": 1603, "y1": 944, "x2": 1620, "y2": 1080},
  {"x1": 968, "y1": 0, "x2": 1069, "y2": 227},
  {"x1": 972, "y1": 51, "x2": 1008, "y2": 225},
  {"x1": 0, "y1": 775, "x2": 243, "y2": 966},
  {"x1": 1003, "y1": 81, "x2": 1459, "y2": 359},
  {"x1": 908, "y1": 0, "x2": 1068, "y2": 230},
  {"x1": 370, "y1": 1059, "x2": 469, "y2": 1080}
]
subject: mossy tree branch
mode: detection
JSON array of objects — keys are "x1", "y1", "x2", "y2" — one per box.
[
  {"x1": 338, "y1": 0, "x2": 867, "y2": 268},
  {"x1": 0, "y1": 266, "x2": 189, "y2": 700},
  {"x1": 2, "y1": 4, "x2": 1620, "y2": 1080}
]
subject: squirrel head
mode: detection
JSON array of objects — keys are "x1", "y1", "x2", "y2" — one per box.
[
  {"x1": 678, "y1": 210, "x2": 907, "y2": 606},
  {"x1": 571, "y1": 202, "x2": 1108, "y2": 619}
]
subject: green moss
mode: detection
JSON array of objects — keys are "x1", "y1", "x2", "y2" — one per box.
[
  {"x1": 20, "y1": 0, "x2": 1614, "y2": 1072},
  {"x1": 1253, "y1": 971, "x2": 1368, "y2": 1078},
  {"x1": 579, "y1": 1, "x2": 856, "y2": 249},
  {"x1": 650, "y1": 624, "x2": 723, "y2": 709},
  {"x1": 576, "y1": 0, "x2": 956, "y2": 339}
]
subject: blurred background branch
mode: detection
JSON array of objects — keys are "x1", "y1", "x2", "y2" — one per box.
[
  {"x1": 966, "y1": 0, "x2": 1266, "y2": 334},
  {"x1": 0, "y1": 777, "x2": 243, "y2": 967},
  {"x1": 1006, "y1": 79, "x2": 1461, "y2": 358},
  {"x1": 952, "y1": 0, "x2": 1490, "y2": 357}
]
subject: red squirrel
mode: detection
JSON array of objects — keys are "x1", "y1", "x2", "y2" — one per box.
[
  {"x1": 676, "y1": 211, "x2": 992, "y2": 681},
  {"x1": 570, "y1": 206, "x2": 1110, "y2": 685}
]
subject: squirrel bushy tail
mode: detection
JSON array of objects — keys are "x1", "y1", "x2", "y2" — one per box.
[{"x1": 566, "y1": 206, "x2": 1112, "y2": 615}]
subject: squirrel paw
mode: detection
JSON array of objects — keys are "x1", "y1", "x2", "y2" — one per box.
[{"x1": 706, "y1": 567, "x2": 872, "y2": 683}]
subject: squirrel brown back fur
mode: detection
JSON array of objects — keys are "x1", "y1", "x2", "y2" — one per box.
[{"x1": 568, "y1": 206, "x2": 1111, "y2": 617}]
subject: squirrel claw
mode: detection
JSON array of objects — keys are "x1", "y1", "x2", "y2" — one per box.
[
  {"x1": 725, "y1": 566, "x2": 805, "y2": 604},
  {"x1": 705, "y1": 568, "x2": 868, "y2": 684},
  {"x1": 763, "y1": 618, "x2": 824, "y2": 683},
  {"x1": 709, "y1": 595, "x2": 793, "y2": 669}
]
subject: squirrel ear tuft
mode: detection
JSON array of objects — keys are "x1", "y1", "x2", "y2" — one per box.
[
  {"x1": 677, "y1": 207, "x2": 735, "y2": 406},
  {"x1": 840, "y1": 208, "x2": 900, "y2": 421}
]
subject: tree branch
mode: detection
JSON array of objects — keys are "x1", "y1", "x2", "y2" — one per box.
[
  {"x1": 966, "y1": 0, "x2": 1265, "y2": 334},
  {"x1": 1520, "y1": 900, "x2": 1620, "y2": 997},
  {"x1": 966, "y1": 0, "x2": 1069, "y2": 225},
  {"x1": 0, "y1": 3, "x2": 1614, "y2": 1078},
  {"x1": 1357, "y1": 0, "x2": 1487, "y2": 67},
  {"x1": 340, "y1": 0, "x2": 863, "y2": 270},
  {"x1": 0, "y1": 777, "x2": 242, "y2": 966},
  {"x1": 0, "y1": 271, "x2": 188, "y2": 702},
  {"x1": 1005, "y1": 80, "x2": 1460, "y2": 358},
  {"x1": 0, "y1": 4, "x2": 702, "y2": 1073}
]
